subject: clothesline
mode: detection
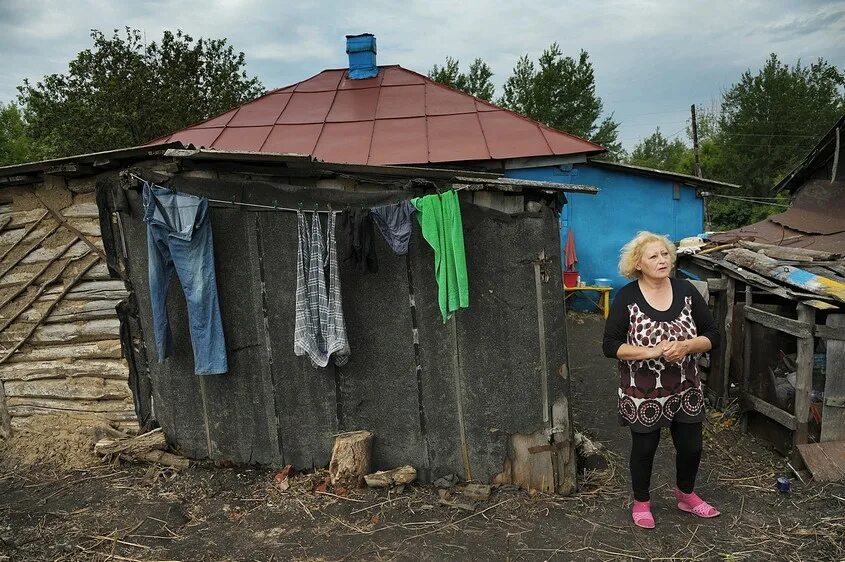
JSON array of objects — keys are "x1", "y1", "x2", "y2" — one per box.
[{"x1": 125, "y1": 172, "x2": 469, "y2": 214}]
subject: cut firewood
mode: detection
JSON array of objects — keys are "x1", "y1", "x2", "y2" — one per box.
[
  {"x1": 328, "y1": 430, "x2": 373, "y2": 488},
  {"x1": 94, "y1": 427, "x2": 166, "y2": 457},
  {"x1": 364, "y1": 464, "x2": 417, "y2": 488},
  {"x1": 120, "y1": 450, "x2": 189, "y2": 470}
]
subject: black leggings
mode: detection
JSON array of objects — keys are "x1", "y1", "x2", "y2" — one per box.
[{"x1": 630, "y1": 421, "x2": 702, "y2": 502}]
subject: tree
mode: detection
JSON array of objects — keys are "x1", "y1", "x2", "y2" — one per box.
[
  {"x1": 499, "y1": 44, "x2": 621, "y2": 157},
  {"x1": 627, "y1": 127, "x2": 691, "y2": 173},
  {"x1": 428, "y1": 57, "x2": 494, "y2": 101},
  {"x1": 17, "y1": 28, "x2": 264, "y2": 157},
  {"x1": 717, "y1": 54, "x2": 844, "y2": 197},
  {"x1": 0, "y1": 103, "x2": 50, "y2": 165}
]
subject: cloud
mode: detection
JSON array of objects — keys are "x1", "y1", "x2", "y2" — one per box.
[{"x1": 1, "y1": 0, "x2": 843, "y2": 150}]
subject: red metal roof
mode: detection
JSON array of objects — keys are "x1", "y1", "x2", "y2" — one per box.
[{"x1": 154, "y1": 65, "x2": 604, "y2": 165}]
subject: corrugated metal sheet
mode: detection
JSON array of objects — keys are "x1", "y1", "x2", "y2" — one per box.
[
  {"x1": 711, "y1": 180, "x2": 845, "y2": 253},
  {"x1": 157, "y1": 65, "x2": 604, "y2": 166},
  {"x1": 769, "y1": 180, "x2": 845, "y2": 235}
]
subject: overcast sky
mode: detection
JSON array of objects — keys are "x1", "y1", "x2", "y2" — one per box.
[{"x1": 1, "y1": 0, "x2": 843, "y2": 150}]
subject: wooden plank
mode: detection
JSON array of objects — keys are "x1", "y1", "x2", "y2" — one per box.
[
  {"x1": 794, "y1": 304, "x2": 816, "y2": 445},
  {"x1": 737, "y1": 240, "x2": 840, "y2": 261},
  {"x1": 726, "y1": 248, "x2": 845, "y2": 303},
  {"x1": 5, "y1": 340, "x2": 122, "y2": 363},
  {"x1": 722, "y1": 277, "x2": 736, "y2": 400},
  {"x1": 797, "y1": 442, "x2": 845, "y2": 482},
  {"x1": 816, "y1": 323, "x2": 845, "y2": 341},
  {"x1": 743, "y1": 305, "x2": 813, "y2": 338},
  {"x1": 0, "y1": 358, "x2": 127, "y2": 382},
  {"x1": 821, "y1": 314, "x2": 845, "y2": 442},
  {"x1": 801, "y1": 299, "x2": 840, "y2": 311},
  {"x1": 0, "y1": 380, "x2": 10, "y2": 438},
  {"x1": 707, "y1": 277, "x2": 728, "y2": 291},
  {"x1": 744, "y1": 393, "x2": 797, "y2": 429},
  {"x1": 0, "y1": 210, "x2": 47, "y2": 263},
  {"x1": 4, "y1": 377, "x2": 130, "y2": 400},
  {"x1": 0, "y1": 254, "x2": 100, "y2": 365}
]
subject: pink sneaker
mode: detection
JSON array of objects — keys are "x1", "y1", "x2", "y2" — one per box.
[
  {"x1": 632, "y1": 500, "x2": 655, "y2": 529},
  {"x1": 674, "y1": 488, "x2": 720, "y2": 518}
]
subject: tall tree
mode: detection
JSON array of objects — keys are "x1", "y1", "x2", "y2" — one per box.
[
  {"x1": 499, "y1": 44, "x2": 620, "y2": 156},
  {"x1": 18, "y1": 28, "x2": 264, "y2": 157},
  {"x1": 627, "y1": 127, "x2": 691, "y2": 173},
  {"x1": 0, "y1": 103, "x2": 48, "y2": 165},
  {"x1": 717, "y1": 54, "x2": 844, "y2": 197},
  {"x1": 428, "y1": 57, "x2": 494, "y2": 101}
]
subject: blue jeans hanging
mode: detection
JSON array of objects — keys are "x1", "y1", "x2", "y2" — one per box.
[{"x1": 143, "y1": 182, "x2": 228, "y2": 375}]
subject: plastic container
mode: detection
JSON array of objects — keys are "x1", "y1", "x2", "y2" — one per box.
[
  {"x1": 563, "y1": 271, "x2": 579, "y2": 288},
  {"x1": 594, "y1": 278, "x2": 613, "y2": 288}
]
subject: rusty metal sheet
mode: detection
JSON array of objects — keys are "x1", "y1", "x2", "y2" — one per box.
[
  {"x1": 770, "y1": 180, "x2": 845, "y2": 235},
  {"x1": 146, "y1": 65, "x2": 603, "y2": 165}
]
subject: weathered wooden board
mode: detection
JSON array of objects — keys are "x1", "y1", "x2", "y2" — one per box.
[
  {"x1": 119, "y1": 188, "x2": 208, "y2": 459},
  {"x1": 410, "y1": 232, "x2": 465, "y2": 483},
  {"x1": 336, "y1": 224, "x2": 424, "y2": 472},
  {"x1": 198, "y1": 208, "x2": 280, "y2": 466},
  {"x1": 797, "y1": 441, "x2": 845, "y2": 482},
  {"x1": 260, "y1": 211, "x2": 338, "y2": 469},
  {"x1": 455, "y1": 204, "x2": 551, "y2": 486},
  {"x1": 726, "y1": 248, "x2": 845, "y2": 302},
  {"x1": 822, "y1": 314, "x2": 845, "y2": 442},
  {"x1": 0, "y1": 358, "x2": 127, "y2": 381},
  {"x1": 41, "y1": 280, "x2": 126, "y2": 301},
  {"x1": 4, "y1": 378, "x2": 130, "y2": 400},
  {"x1": 5, "y1": 340, "x2": 122, "y2": 363}
]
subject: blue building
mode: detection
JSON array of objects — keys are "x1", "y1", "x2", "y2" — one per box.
[{"x1": 507, "y1": 160, "x2": 737, "y2": 307}]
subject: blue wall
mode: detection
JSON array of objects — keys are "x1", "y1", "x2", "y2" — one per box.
[{"x1": 506, "y1": 163, "x2": 704, "y2": 306}]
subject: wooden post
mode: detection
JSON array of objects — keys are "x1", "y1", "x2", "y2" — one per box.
[
  {"x1": 722, "y1": 277, "x2": 736, "y2": 401},
  {"x1": 328, "y1": 430, "x2": 374, "y2": 488},
  {"x1": 741, "y1": 285, "x2": 752, "y2": 432},
  {"x1": 821, "y1": 314, "x2": 845, "y2": 442},
  {"x1": 794, "y1": 304, "x2": 816, "y2": 446},
  {"x1": 691, "y1": 104, "x2": 702, "y2": 179},
  {"x1": 0, "y1": 380, "x2": 10, "y2": 439}
]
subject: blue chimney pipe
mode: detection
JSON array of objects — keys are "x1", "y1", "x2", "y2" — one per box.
[{"x1": 346, "y1": 33, "x2": 378, "y2": 79}]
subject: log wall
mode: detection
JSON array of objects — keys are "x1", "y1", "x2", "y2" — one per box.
[{"x1": 0, "y1": 177, "x2": 134, "y2": 436}]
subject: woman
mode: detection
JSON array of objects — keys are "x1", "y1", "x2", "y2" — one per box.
[{"x1": 602, "y1": 232, "x2": 720, "y2": 529}]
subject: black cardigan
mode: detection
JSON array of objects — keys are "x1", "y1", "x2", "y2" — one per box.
[{"x1": 602, "y1": 278, "x2": 719, "y2": 359}]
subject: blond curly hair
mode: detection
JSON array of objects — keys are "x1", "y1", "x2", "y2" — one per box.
[{"x1": 618, "y1": 231, "x2": 677, "y2": 279}]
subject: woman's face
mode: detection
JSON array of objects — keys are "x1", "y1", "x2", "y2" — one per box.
[{"x1": 637, "y1": 241, "x2": 672, "y2": 281}]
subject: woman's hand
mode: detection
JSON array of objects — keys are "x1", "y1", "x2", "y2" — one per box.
[
  {"x1": 662, "y1": 340, "x2": 690, "y2": 363},
  {"x1": 647, "y1": 341, "x2": 668, "y2": 359}
]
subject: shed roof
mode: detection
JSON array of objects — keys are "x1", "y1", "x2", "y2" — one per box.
[
  {"x1": 775, "y1": 114, "x2": 844, "y2": 193},
  {"x1": 586, "y1": 159, "x2": 740, "y2": 190},
  {"x1": 151, "y1": 65, "x2": 605, "y2": 166}
]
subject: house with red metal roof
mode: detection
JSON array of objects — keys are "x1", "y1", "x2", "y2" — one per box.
[{"x1": 155, "y1": 33, "x2": 736, "y2": 299}]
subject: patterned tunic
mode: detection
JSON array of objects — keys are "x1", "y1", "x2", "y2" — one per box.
[{"x1": 602, "y1": 279, "x2": 718, "y2": 432}]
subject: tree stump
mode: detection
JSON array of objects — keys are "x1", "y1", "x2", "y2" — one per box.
[{"x1": 329, "y1": 430, "x2": 373, "y2": 488}]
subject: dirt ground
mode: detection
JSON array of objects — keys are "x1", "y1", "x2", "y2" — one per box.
[{"x1": 1, "y1": 313, "x2": 844, "y2": 561}]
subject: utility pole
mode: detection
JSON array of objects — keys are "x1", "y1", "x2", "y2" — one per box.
[{"x1": 691, "y1": 104, "x2": 702, "y2": 178}]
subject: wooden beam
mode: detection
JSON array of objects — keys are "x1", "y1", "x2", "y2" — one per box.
[
  {"x1": 793, "y1": 304, "x2": 816, "y2": 446},
  {"x1": 0, "y1": 379, "x2": 10, "y2": 438},
  {"x1": 707, "y1": 277, "x2": 728, "y2": 291},
  {"x1": 726, "y1": 248, "x2": 845, "y2": 303},
  {"x1": 0, "y1": 254, "x2": 100, "y2": 366},
  {"x1": 722, "y1": 276, "x2": 736, "y2": 400},
  {"x1": 743, "y1": 305, "x2": 813, "y2": 338},
  {"x1": 816, "y1": 323, "x2": 845, "y2": 341},
  {"x1": 737, "y1": 241, "x2": 840, "y2": 262},
  {"x1": 821, "y1": 314, "x2": 845, "y2": 442},
  {"x1": 744, "y1": 392, "x2": 797, "y2": 430}
]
